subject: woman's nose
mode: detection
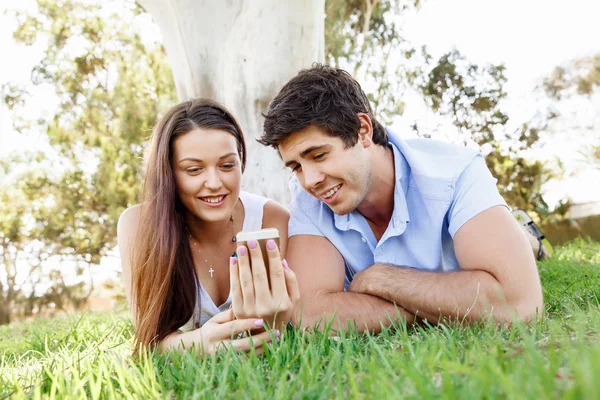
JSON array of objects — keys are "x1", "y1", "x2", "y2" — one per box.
[{"x1": 204, "y1": 168, "x2": 223, "y2": 190}]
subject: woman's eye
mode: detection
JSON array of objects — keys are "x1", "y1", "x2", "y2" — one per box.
[
  {"x1": 221, "y1": 163, "x2": 235, "y2": 170},
  {"x1": 186, "y1": 167, "x2": 202, "y2": 174}
]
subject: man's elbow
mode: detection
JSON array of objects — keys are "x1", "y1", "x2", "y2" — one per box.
[
  {"x1": 291, "y1": 299, "x2": 346, "y2": 333},
  {"x1": 493, "y1": 293, "x2": 543, "y2": 325},
  {"x1": 515, "y1": 293, "x2": 544, "y2": 323},
  {"x1": 291, "y1": 307, "x2": 327, "y2": 331}
]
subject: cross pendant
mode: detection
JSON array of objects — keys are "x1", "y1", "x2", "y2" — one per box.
[{"x1": 209, "y1": 267, "x2": 214, "y2": 277}]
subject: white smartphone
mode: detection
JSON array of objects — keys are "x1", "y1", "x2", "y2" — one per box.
[{"x1": 235, "y1": 228, "x2": 280, "y2": 273}]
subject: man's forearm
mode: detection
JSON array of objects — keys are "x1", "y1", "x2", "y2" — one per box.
[
  {"x1": 357, "y1": 265, "x2": 522, "y2": 323},
  {"x1": 293, "y1": 290, "x2": 415, "y2": 333}
]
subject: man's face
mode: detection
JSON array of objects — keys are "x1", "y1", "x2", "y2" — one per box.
[{"x1": 279, "y1": 126, "x2": 372, "y2": 215}]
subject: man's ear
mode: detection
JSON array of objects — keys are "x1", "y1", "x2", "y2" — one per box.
[{"x1": 357, "y1": 113, "x2": 374, "y2": 148}]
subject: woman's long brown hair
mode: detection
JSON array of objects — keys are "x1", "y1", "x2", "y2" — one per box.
[{"x1": 131, "y1": 98, "x2": 247, "y2": 353}]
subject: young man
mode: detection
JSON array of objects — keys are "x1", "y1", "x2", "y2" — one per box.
[{"x1": 258, "y1": 65, "x2": 543, "y2": 332}]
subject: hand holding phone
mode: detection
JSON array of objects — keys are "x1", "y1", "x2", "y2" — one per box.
[
  {"x1": 230, "y1": 228, "x2": 300, "y2": 329},
  {"x1": 235, "y1": 228, "x2": 281, "y2": 278}
]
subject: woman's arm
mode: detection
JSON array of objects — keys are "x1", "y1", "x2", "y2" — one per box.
[
  {"x1": 117, "y1": 204, "x2": 143, "y2": 320},
  {"x1": 159, "y1": 309, "x2": 278, "y2": 356}
]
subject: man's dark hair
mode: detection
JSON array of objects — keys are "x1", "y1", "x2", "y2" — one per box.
[{"x1": 258, "y1": 64, "x2": 388, "y2": 149}]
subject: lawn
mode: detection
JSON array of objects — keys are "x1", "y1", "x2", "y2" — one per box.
[{"x1": 1, "y1": 238, "x2": 599, "y2": 399}]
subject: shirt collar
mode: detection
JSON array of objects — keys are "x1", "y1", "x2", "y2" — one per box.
[{"x1": 334, "y1": 141, "x2": 411, "y2": 232}]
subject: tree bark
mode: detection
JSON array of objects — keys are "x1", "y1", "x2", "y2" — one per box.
[
  {"x1": 138, "y1": 0, "x2": 325, "y2": 203},
  {"x1": 0, "y1": 284, "x2": 10, "y2": 325}
]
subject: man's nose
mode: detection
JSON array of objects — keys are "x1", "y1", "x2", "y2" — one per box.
[{"x1": 303, "y1": 165, "x2": 325, "y2": 189}]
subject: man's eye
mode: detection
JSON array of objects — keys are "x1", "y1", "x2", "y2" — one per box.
[
  {"x1": 314, "y1": 153, "x2": 326, "y2": 160},
  {"x1": 291, "y1": 165, "x2": 302, "y2": 173}
]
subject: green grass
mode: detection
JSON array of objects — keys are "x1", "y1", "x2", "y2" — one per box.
[{"x1": 1, "y1": 239, "x2": 599, "y2": 399}]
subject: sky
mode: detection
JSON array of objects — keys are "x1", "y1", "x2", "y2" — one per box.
[{"x1": 1, "y1": 0, "x2": 600, "y2": 289}]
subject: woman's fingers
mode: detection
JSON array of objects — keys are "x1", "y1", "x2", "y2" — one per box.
[
  {"x1": 206, "y1": 308, "x2": 235, "y2": 324},
  {"x1": 219, "y1": 316, "x2": 265, "y2": 339},
  {"x1": 283, "y1": 259, "x2": 300, "y2": 304},
  {"x1": 266, "y1": 240, "x2": 287, "y2": 300},
  {"x1": 247, "y1": 239, "x2": 271, "y2": 304},
  {"x1": 229, "y1": 256, "x2": 243, "y2": 317},
  {"x1": 236, "y1": 245, "x2": 256, "y2": 306},
  {"x1": 227, "y1": 330, "x2": 279, "y2": 353}
]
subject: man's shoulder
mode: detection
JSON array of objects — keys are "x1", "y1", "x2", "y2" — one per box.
[
  {"x1": 288, "y1": 177, "x2": 328, "y2": 215},
  {"x1": 402, "y1": 137, "x2": 478, "y2": 157},
  {"x1": 389, "y1": 131, "x2": 480, "y2": 181}
]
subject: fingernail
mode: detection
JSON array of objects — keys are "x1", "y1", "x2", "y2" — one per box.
[
  {"x1": 283, "y1": 259, "x2": 290, "y2": 270},
  {"x1": 266, "y1": 239, "x2": 276, "y2": 250},
  {"x1": 248, "y1": 239, "x2": 257, "y2": 249},
  {"x1": 237, "y1": 246, "x2": 247, "y2": 256},
  {"x1": 275, "y1": 330, "x2": 280, "y2": 336},
  {"x1": 230, "y1": 257, "x2": 237, "y2": 266},
  {"x1": 253, "y1": 319, "x2": 264, "y2": 328}
]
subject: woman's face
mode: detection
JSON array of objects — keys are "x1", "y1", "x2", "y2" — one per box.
[{"x1": 172, "y1": 128, "x2": 242, "y2": 223}]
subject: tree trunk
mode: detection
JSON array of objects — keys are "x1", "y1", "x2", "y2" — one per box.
[
  {"x1": 0, "y1": 304, "x2": 9, "y2": 325},
  {"x1": 138, "y1": 0, "x2": 325, "y2": 203},
  {"x1": 0, "y1": 285, "x2": 10, "y2": 325}
]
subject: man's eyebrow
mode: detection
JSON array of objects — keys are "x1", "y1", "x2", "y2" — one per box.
[
  {"x1": 178, "y1": 152, "x2": 237, "y2": 164},
  {"x1": 284, "y1": 145, "x2": 330, "y2": 168},
  {"x1": 299, "y1": 145, "x2": 330, "y2": 158}
]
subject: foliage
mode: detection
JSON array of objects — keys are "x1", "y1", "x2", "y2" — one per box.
[
  {"x1": 325, "y1": 0, "x2": 424, "y2": 125},
  {"x1": 1, "y1": 241, "x2": 599, "y2": 399},
  {"x1": 542, "y1": 53, "x2": 600, "y2": 170},
  {"x1": 0, "y1": 0, "x2": 176, "y2": 324},
  {"x1": 543, "y1": 54, "x2": 600, "y2": 100}
]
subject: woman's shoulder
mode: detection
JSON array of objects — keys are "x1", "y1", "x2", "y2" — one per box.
[
  {"x1": 118, "y1": 204, "x2": 143, "y2": 226},
  {"x1": 240, "y1": 191, "x2": 288, "y2": 218},
  {"x1": 117, "y1": 204, "x2": 143, "y2": 241},
  {"x1": 262, "y1": 199, "x2": 289, "y2": 236},
  {"x1": 263, "y1": 199, "x2": 289, "y2": 221}
]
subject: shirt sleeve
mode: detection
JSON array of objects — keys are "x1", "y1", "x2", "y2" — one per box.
[
  {"x1": 288, "y1": 200, "x2": 325, "y2": 237},
  {"x1": 447, "y1": 154, "x2": 508, "y2": 238}
]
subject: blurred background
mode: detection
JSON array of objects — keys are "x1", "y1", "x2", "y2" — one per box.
[{"x1": 1, "y1": 0, "x2": 599, "y2": 325}]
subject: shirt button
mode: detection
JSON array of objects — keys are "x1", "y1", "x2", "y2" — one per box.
[{"x1": 361, "y1": 237, "x2": 367, "y2": 243}]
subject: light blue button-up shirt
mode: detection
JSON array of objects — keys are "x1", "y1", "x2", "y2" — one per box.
[{"x1": 288, "y1": 129, "x2": 507, "y2": 287}]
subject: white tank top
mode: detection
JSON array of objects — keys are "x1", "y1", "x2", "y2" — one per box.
[{"x1": 179, "y1": 191, "x2": 269, "y2": 332}]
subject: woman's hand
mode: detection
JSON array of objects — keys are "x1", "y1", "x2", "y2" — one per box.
[
  {"x1": 230, "y1": 239, "x2": 300, "y2": 329},
  {"x1": 161, "y1": 308, "x2": 279, "y2": 356}
]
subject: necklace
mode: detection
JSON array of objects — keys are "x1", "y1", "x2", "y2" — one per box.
[{"x1": 187, "y1": 214, "x2": 237, "y2": 278}]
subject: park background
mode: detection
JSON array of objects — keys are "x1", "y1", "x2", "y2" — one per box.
[
  {"x1": 1, "y1": 1, "x2": 600, "y2": 398},
  {"x1": 0, "y1": 0, "x2": 600, "y2": 323},
  {"x1": 1, "y1": 0, "x2": 599, "y2": 324}
]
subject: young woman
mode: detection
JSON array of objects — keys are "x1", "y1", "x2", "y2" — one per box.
[{"x1": 117, "y1": 99, "x2": 299, "y2": 356}]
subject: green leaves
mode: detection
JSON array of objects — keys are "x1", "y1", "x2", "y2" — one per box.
[{"x1": 1, "y1": 0, "x2": 176, "y2": 323}]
